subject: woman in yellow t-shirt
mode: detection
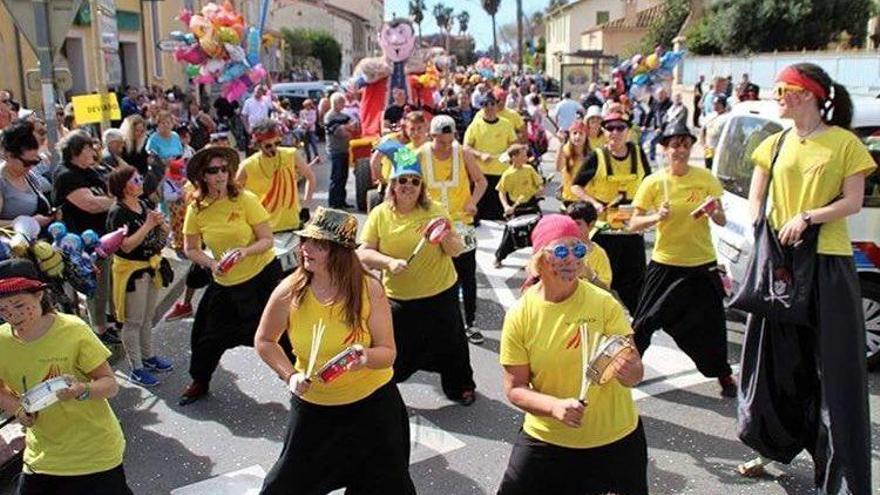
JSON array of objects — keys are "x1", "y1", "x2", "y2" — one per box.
[
  {"x1": 499, "y1": 215, "x2": 646, "y2": 495},
  {"x1": 629, "y1": 122, "x2": 736, "y2": 398},
  {"x1": 739, "y1": 64, "x2": 875, "y2": 492},
  {"x1": 0, "y1": 259, "x2": 131, "y2": 493},
  {"x1": 368, "y1": 111, "x2": 431, "y2": 211},
  {"x1": 255, "y1": 208, "x2": 415, "y2": 494},
  {"x1": 179, "y1": 146, "x2": 280, "y2": 406},
  {"x1": 359, "y1": 148, "x2": 477, "y2": 405},
  {"x1": 570, "y1": 112, "x2": 651, "y2": 314},
  {"x1": 555, "y1": 120, "x2": 591, "y2": 207}
]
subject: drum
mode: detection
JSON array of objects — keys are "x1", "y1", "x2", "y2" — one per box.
[
  {"x1": 274, "y1": 231, "x2": 300, "y2": 274},
  {"x1": 454, "y1": 222, "x2": 477, "y2": 253},
  {"x1": 586, "y1": 335, "x2": 634, "y2": 385},
  {"x1": 20, "y1": 376, "x2": 72, "y2": 414},
  {"x1": 507, "y1": 214, "x2": 540, "y2": 250}
]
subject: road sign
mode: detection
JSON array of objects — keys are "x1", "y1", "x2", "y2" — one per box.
[
  {"x1": 1, "y1": 0, "x2": 85, "y2": 56},
  {"x1": 71, "y1": 93, "x2": 120, "y2": 124},
  {"x1": 157, "y1": 39, "x2": 188, "y2": 52},
  {"x1": 25, "y1": 68, "x2": 73, "y2": 92}
]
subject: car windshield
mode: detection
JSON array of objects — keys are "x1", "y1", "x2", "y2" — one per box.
[
  {"x1": 716, "y1": 117, "x2": 880, "y2": 208},
  {"x1": 714, "y1": 115, "x2": 782, "y2": 199}
]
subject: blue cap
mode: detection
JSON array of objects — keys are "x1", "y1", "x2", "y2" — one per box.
[{"x1": 377, "y1": 139, "x2": 422, "y2": 179}]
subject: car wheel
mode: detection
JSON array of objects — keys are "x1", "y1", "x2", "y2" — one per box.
[
  {"x1": 354, "y1": 158, "x2": 373, "y2": 213},
  {"x1": 862, "y1": 280, "x2": 880, "y2": 369}
]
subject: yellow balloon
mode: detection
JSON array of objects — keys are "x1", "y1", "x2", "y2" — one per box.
[{"x1": 645, "y1": 53, "x2": 659, "y2": 70}]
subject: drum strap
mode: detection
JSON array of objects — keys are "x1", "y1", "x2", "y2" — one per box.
[
  {"x1": 423, "y1": 141, "x2": 462, "y2": 210},
  {"x1": 600, "y1": 142, "x2": 637, "y2": 178}
]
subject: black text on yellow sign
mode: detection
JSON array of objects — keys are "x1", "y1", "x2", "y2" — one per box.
[{"x1": 71, "y1": 94, "x2": 122, "y2": 125}]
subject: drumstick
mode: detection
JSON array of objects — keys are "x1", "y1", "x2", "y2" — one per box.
[
  {"x1": 663, "y1": 170, "x2": 670, "y2": 204},
  {"x1": 406, "y1": 237, "x2": 428, "y2": 264},
  {"x1": 578, "y1": 323, "x2": 590, "y2": 404},
  {"x1": 306, "y1": 319, "x2": 326, "y2": 379}
]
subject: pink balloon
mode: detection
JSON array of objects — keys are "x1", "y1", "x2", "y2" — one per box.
[
  {"x1": 223, "y1": 80, "x2": 248, "y2": 102},
  {"x1": 175, "y1": 45, "x2": 207, "y2": 65},
  {"x1": 194, "y1": 73, "x2": 216, "y2": 85},
  {"x1": 96, "y1": 226, "x2": 128, "y2": 258},
  {"x1": 178, "y1": 8, "x2": 192, "y2": 26},
  {"x1": 248, "y1": 64, "x2": 267, "y2": 84}
]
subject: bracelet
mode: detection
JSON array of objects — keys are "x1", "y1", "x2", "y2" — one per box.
[{"x1": 76, "y1": 383, "x2": 90, "y2": 401}]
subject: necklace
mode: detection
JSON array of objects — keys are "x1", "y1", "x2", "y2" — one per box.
[{"x1": 797, "y1": 120, "x2": 823, "y2": 143}]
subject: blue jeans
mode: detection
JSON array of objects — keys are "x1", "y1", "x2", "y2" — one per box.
[{"x1": 328, "y1": 151, "x2": 349, "y2": 207}]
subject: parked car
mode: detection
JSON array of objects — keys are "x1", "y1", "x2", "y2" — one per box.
[
  {"x1": 271, "y1": 82, "x2": 330, "y2": 112},
  {"x1": 710, "y1": 98, "x2": 880, "y2": 367}
]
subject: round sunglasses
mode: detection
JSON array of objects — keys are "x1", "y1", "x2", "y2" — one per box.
[{"x1": 545, "y1": 242, "x2": 588, "y2": 260}]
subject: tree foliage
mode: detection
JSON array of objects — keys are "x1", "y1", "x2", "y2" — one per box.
[
  {"x1": 482, "y1": 0, "x2": 502, "y2": 59},
  {"x1": 433, "y1": 4, "x2": 454, "y2": 33},
  {"x1": 281, "y1": 28, "x2": 342, "y2": 80},
  {"x1": 409, "y1": 0, "x2": 427, "y2": 39},
  {"x1": 636, "y1": 0, "x2": 690, "y2": 55},
  {"x1": 686, "y1": 0, "x2": 874, "y2": 55},
  {"x1": 457, "y1": 11, "x2": 470, "y2": 34}
]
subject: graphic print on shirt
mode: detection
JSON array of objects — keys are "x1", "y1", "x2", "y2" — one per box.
[
  {"x1": 564, "y1": 317, "x2": 598, "y2": 349},
  {"x1": 262, "y1": 167, "x2": 298, "y2": 212}
]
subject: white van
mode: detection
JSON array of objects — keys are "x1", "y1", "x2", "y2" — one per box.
[{"x1": 710, "y1": 98, "x2": 880, "y2": 367}]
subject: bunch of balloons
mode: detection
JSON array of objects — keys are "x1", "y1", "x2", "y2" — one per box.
[
  {"x1": 474, "y1": 57, "x2": 495, "y2": 80},
  {"x1": 171, "y1": 1, "x2": 266, "y2": 102},
  {"x1": 612, "y1": 49, "x2": 685, "y2": 102}
]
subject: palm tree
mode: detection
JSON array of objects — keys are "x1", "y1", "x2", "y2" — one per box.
[
  {"x1": 409, "y1": 0, "x2": 427, "y2": 44},
  {"x1": 433, "y1": 4, "x2": 454, "y2": 51},
  {"x1": 457, "y1": 11, "x2": 470, "y2": 35},
  {"x1": 482, "y1": 0, "x2": 502, "y2": 61}
]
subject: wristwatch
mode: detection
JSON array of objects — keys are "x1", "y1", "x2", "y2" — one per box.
[
  {"x1": 76, "y1": 383, "x2": 91, "y2": 401},
  {"x1": 800, "y1": 211, "x2": 813, "y2": 226}
]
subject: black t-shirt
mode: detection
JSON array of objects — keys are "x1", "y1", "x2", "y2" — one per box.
[
  {"x1": 52, "y1": 164, "x2": 110, "y2": 235},
  {"x1": 214, "y1": 98, "x2": 239, "y2": 121},
  {"x1": 573, "y1": 144, "x2": 652, "y2": 194},
  {"x1": 383, "y1": 105, "x2": 405, "y2": 126},
  {"x1": 106, "y1": 199, "x2": 166, "y2": 261}
]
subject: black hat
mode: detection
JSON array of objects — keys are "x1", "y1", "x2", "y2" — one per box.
[
  {"x1": 658, "y1": 121, "x2": 697, "y2": 147},
  {"x1": 186, "y1": 146, "x2": 240, "y2": 184}
]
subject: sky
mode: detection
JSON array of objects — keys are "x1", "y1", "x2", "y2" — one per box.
[{"x1": 384, "y1": 0, "x2": 550, "y2": 51}]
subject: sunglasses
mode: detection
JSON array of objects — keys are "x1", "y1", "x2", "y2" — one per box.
[
  {"x1": 204, "y1": 165, "x2": 228, "y2": 175},
  {"x1": 773, "y1": 83, "x2": 805, "y2": 99},
  {"x1": 129, "y1": 175, "x2": 143, "y2": 186},
  {"x1": 396, "y1": 176, "x2": 421, "y2": 187},
  {"x1": 545, "y1": 242, "x2": 588, "y2": 260},
  {"x1": 665, "y1": 137, "x2": 694, "y2": 149},
  {"x1": 604, "y1": 124, "x2": 628, "y2": 133},
  {"x1": 261, "y1": 140, "x2": 282, "y2": 148}
]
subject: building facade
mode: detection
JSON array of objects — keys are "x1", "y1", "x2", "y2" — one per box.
[{"x1": 544, "y1": 0, "x2": 659, "y2": 81}]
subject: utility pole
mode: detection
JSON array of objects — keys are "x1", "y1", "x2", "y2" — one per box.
[
  {"x1": 32, "y1": 0, "x2": 60, "y2": 160},
  {"x1": 90, "y1": 0, "x2": 110, "y2": 131},
  {"x1": 516, "y1": 0, "x2": 523, "y2": 74}
]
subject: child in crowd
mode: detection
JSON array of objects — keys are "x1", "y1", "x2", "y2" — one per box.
[
  {"x1": 494, "y1": 144, "x2": 544, "y2": 267},
  {"x1": 566, "y1": 201, "x2": 613, "y2": 291}
]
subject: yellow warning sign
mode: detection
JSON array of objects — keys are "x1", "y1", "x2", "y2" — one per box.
[{"x1": 71, "y1": 93, "x2": 121, "y2": 124}]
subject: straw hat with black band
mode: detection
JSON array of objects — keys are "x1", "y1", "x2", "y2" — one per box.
[{"x1": 186, "y1": 146, "x2": 240, "y2": 185}]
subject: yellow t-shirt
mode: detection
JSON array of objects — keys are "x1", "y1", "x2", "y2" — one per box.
[
  {"x1": 751, "y1": 127, "x2": 877, "y2": 256},
  {"x1": 587, "y1": 133, "x2": 608, "y2": 151},
  {"x1": 422, "y1": 143, "x2": 474, "y2": 224},
  {"x1": 183, "y1": 190, "x2": 276, "y2": 286},
  {"x1": 360, "y1": 201, "x2": 458, "y2": 300},
  {"x1": 464, "y1": 116, "x2": 517, "y2": 176},
  {"x1": 633, "y1": 167, "x2": 723, "y2": 267},
  {"x1": 476, "y1": 107, "x2": 525, "y2": 132},
  {"x1": 287, "y1": 281, "x2": 393, "y2": 406},
  {"x1": 500, "y1": 281, "x2": 639, "y2": 449},
  {"x1": 0, "y1": 313, "x2": 125, "y2": 476},
  {"x1": 585, "y1": 146, "x2": 648, "y2": 205},
  {"x1": 584, "y1": 242, "x2": 613, "y2": 287},
  {"x1": 240, "y1": 148, "x2": 301, "y2": 232},
  {"x1": 496, "y1": 165, "x2": 543, "y2": 203}
]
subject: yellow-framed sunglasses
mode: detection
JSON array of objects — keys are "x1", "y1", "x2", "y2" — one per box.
[{"x1": 773, "y1": 82, "x2": 806, "y2": 99}]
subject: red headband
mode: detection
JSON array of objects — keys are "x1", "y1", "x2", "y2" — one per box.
[
  {"x1": 252, "y1": 129, "x2": 280, "y2": 142},
  {"x1": 569, "y1": 121, "x2": 588, "y2": 133},
  {"x1": 777, "y1": 67, "x2": 828, "y2": 100},
  {"x1": 0, "y1": 277, "x2": 46, "y2": 296}
]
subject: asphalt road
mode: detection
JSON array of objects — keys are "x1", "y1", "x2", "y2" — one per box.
[{"x1": 1, "y1": 141, "x2": 878, "y2": 495}]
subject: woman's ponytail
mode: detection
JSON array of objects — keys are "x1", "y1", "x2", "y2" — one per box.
[{"x1": 790, "y1": 63, "x2": 853, "y2": 129}]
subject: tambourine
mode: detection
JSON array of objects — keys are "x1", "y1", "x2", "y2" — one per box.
[
  {"x1": 407, "y1": 217, "x2": 451, "y2": 263},
  {"x1": 691, "y1": 196, "x2": 720, "y2": 219},
  {"x1": 312, "y1": 346, "x2": 365, "y2": 384},
  {"x1": 585, "y1": 335, "x2": 634, "y2": 385},
  {"x1": 20, "y1": 376, "x2": 72, "y2": 414}
]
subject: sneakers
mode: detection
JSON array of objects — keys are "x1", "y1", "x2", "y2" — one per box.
[
  {"x1": 179, "y1": 381, "x2": 209, "y2": 406},
  {"x1": 143, "y1": 356, "x2": 173, "y2": 372},
  {"x1": 493, "y1": 259, "x2": 502, "y2": 269},
  {"x1": 164, "y1": 302, "x2": 193, "y2": 321},
  {"x1": 454, "y1": 390, "x2": 477, "y2": 406},
  {"x1": 465, "y1": 326, "x2": 485, "y2": 345},
  {"x1": 99, "y1": 328, "x2": 122, "y2": 345},
  {"x1": 719, "y1": 375, "x2": 737, "y2": 398},
  {"x1": 130, "y1": 368, "x2": 159, "y2": 387}
]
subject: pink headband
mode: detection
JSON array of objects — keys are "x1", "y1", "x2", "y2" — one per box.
[{"x1": 531, "y1": 215, "x2": 582, "y2": 253}]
